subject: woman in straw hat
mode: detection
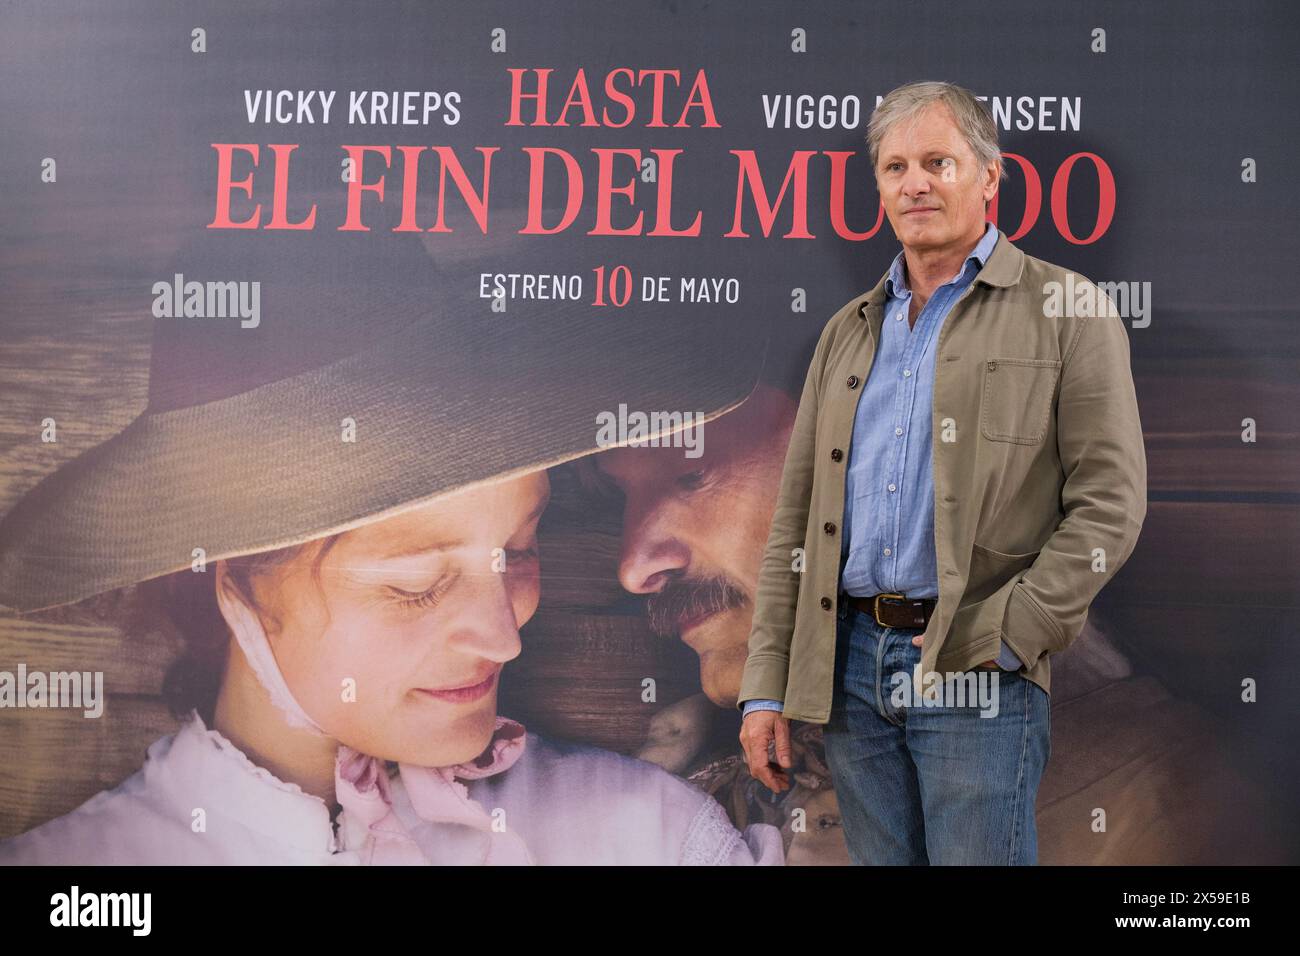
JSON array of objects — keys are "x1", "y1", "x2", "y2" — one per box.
[{"x1": 0, "y1": 229, "x2": 780, "y2": 865}]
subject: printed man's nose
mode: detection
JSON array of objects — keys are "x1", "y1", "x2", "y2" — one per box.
[{"x1": 618, "y1": 531, "x2": 690, "y2": 596}]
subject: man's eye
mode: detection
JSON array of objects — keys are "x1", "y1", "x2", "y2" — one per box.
[{"x1": 506, "y1": 545, "x2": 539, "y2": 563}]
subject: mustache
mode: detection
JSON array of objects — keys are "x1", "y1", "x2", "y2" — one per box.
[{"x1": 644, "y1": 575, "x2": 748, "y2": 638}]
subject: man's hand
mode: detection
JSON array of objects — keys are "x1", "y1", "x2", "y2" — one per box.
[
  {"x1": 740, "y1": 709, "x2": 793, "y2": 793},
  {"x1": 912, "y1": 633, "x2": 1001, "y2": 669}
]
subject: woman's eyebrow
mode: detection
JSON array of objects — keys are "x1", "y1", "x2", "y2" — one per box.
[
  {"x1": 370, "y1": 539, "x2": 465, "y2": 562},
  {"x1": 370, "y1": 496, "x2": 551, "y2": 561}
]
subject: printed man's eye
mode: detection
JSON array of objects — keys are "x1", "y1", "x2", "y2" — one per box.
[
  {"x1": 677, "y1": 468, "x2": 708, "y2": 491},
  {"x1": 583, "y1": 466, "x2": 624, "y2": 503},
  {"x1": 602, "y1": 473, "x2": 627, "y2": 501}
]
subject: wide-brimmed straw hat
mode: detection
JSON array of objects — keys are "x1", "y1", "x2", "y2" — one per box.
[{"x1": 0, "y1": 222, "x2": 767, "y2": 612}]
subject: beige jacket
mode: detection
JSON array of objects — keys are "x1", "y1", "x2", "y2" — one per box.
[{"x1": 738, "y1": 229, "x2": 1147, "y2": 722}]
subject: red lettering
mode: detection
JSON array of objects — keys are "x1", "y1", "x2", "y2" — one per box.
[
  {"x1": 826, "y1": 151, "x2": 887, "y2": 241},
  {"x1": 988, "y1": 152, "x2": 1042, "y2": 242},
  {"x1": 520, "y1": 147, "x2": 583, "y2": 234},
  {"x1": 727, "y1": 151, "x2": 815, "y2": 239},
  {"x1": 339, "y1": 145, "x2": 390, "y2": 232},
  {"x1": 1051, "y1": 152, "x2": 1115, "y2": 245},
  {"x1": 208, "y1": 144, "x2": 261, "y2": 229},
  {"x1": 265, "y1": 144, "x2": 316, "y2": 230}
]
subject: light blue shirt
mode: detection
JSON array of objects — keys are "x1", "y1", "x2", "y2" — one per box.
[{"x1": 743, "y1": 222, "x2": 1019, "y2": 719}]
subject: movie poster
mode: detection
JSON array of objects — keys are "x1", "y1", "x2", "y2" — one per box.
[{"x1": 0, "y1": 0, "x2": 1296, "y2": 870}]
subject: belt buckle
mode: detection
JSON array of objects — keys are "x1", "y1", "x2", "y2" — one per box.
[{"x1": 872, "y1": 592, "x2": 906, "y2": 627}]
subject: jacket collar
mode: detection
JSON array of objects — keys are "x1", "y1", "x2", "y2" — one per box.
[{"x1": 857, "y1": 226, "x2": 1024, "y2": 319}]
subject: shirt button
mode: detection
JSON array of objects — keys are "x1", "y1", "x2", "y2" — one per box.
[
  {"x1": 883, "y1": 547, "x2": 892, "y2": 555},
  {"x1": 846, "y1": 375, "x2": 859, "y2": 389},
  {"x1": 888, "y1": 483, "x2": 896, "y2": 492},
  {"x1": 830, "y1": 448, "x2": 843, "y2": 462},
  {"x1": 903, "y1": 369, "x2": 911, "y2": 377},
  {"x1": 821, "y1": 596, "x2": 833, "y2": 610},
  {"x1": 894, "y1": 427, "x2": 903, "y2": 436},
  {"x1": 823, "y1": 521, "x2": 836, "y2": 535}
]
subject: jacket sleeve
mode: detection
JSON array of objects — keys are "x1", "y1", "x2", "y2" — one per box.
[
  {"x1": 736, "y1": 317, "x2": 835, "y2": 711},
  {"x1": 1000, "y1": 287, "x2": 1147, "y2": 669}
]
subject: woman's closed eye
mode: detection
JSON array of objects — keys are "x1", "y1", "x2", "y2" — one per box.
[
  {"x1": 387, "y1": 545, "x2": 537, "y2": 609},
  {"x1": 388, "y1": 574, "x2": 456, "y2": 611}
]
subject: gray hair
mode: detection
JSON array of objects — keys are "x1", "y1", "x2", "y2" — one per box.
[{"x1": 866, "y1": 81, "x2": 1008, "y2": 182}]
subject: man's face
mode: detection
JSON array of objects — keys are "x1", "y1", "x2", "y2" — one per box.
[
  {"x1": 590, "y1": 384, "x2": 797, "y2": 707},
  {"x1": 875, "y1": 101, "x2": 999, "y2": 255}
]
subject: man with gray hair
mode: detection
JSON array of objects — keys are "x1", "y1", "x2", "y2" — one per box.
[{"x1": 737, "y1": 81, "x2": 1147, "y2": 864}]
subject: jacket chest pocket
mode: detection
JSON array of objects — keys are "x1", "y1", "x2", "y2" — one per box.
[{"x1": 980, "y1": 357, "x2": 1061, "y2": 444}]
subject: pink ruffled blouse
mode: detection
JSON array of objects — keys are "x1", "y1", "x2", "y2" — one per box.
[{"x1": 0, "y1": 711, "x2": 784, "y2": 866}]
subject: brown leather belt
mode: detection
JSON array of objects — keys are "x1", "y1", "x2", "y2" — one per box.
[{"x1": 842, "y1": 592, "x2": 937, "y2": 629}]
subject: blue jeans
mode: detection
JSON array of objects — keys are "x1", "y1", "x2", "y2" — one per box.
[{"x1": 821, "y1": 599, "x2": 1051, "y2": 865}]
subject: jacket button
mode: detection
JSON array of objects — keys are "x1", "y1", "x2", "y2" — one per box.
[
  {"x1": 846, "y1": 375, "x2": 859, "y2": 389},
  {"x1": 830, "y1": 448, "x2": 843, "y2": 462},
  {"x1": 820, "y1": 596, "x2": 833, "y2": 610},
  {"x1": 823, "y1": 521, "x2": 836, "y2": 535}
]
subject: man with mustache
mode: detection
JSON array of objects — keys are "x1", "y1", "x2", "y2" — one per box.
[
  {"x1": 578, "y1": 383, "x2": 852, "y2": 864},
  {"x1": 576, "y1": 253, "x2": 1271, "y2": 866},
  {"x1": 578, "y1": 406, "x2": 1274, "y2": 865}
]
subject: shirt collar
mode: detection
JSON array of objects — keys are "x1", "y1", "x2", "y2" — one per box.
[
  {"x1": 885, "y1": 219, "x2": 999, "y2": 298},
  {"x1": 149, "y1": 710, "x2": 338, "y2": 853}
]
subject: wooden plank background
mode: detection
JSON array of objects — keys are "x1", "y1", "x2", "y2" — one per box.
[{"x1": 2, "y1": 311, "x2": 1298, "y2": 853}]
